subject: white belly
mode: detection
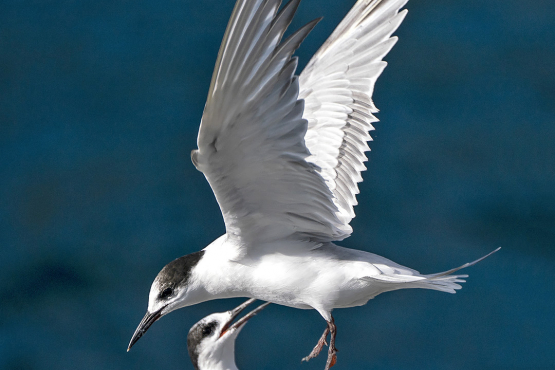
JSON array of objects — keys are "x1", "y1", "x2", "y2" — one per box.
[{"x1": 243, "y1": 243, "x2": 391, "y2": 312}]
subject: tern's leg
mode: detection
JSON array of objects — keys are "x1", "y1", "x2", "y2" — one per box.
[
  {"x1": 301, "y1": 316, "x2": 338, "y2": 369},
  {"x1": 302, "y1": 325, "x2": 329, "y2": 362},
  {"x1": 324, "y1": 317, "x2": 338, "y2": 370}
]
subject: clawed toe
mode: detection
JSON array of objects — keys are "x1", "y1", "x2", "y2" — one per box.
[
  {"x1": 302, "y1": 316, "x2": 338, "y2": 370},
  {"x1": 302, "y1": 327, "x2": 329, "y2": 362},
  {"x1": 324, "y1": 347, "x2": 338, "y2": 370}
]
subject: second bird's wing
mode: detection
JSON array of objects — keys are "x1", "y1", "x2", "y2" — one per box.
[
  {"x1": 300, "y1": 0, "x2": 408, "y2": 234},
  {"x1": 193, "y1": 0, "x2": 349, "y2": 246}
]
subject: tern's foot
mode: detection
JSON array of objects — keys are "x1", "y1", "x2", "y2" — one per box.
[
  {"x1": 302, "y1": 326, "x2": 329, "y2": 362},
  {"x1": 324, "y1": 346, "x2": 338, "y2": 370}
]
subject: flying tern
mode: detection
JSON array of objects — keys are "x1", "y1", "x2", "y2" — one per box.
[
  {"x1": 187, "y1": 299, "x2": 269, "y2": 370},
  {"x1": 128, "y1": 0, "x2": 500, "y2": 368}
]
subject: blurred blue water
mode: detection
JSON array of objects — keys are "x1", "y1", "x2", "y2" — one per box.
[{"x1": 1, "y1": 0, "x2": 554, "y2": 369}]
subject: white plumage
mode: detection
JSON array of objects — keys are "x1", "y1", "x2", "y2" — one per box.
[
  {"x1": 129, "y1": 1, "x2": 500, "y2": 368},
  {"x1": 301, "y1": 0, "x2": 408, "y2": 238}
]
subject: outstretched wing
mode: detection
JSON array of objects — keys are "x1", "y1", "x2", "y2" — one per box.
[
  {"x1": 192, "y1": 0, "x2": 408, "y2": 246},
  {"x1": 193, "y1": 0, "x2": 349, "y2": 245},
  {"x1": 300, "y1": 0, "x2": 408, "y2": 237}
]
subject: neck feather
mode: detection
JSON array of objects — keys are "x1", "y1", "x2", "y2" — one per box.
[{"x1": 189, "y1": 235, "x2": 248, "y2": 302}]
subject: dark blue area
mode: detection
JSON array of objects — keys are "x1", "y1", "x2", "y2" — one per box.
[{"x1": 1, "y1": 0, "x2": 554, "y2": 369}]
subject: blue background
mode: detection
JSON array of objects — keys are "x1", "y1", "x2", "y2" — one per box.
[{"x1": 1, "y1": 0, "x2": 554, "y2": 369}]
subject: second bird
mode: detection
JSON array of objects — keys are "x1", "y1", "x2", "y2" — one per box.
[{"x1": 187, "y1": 299, "x2": 269, "y2": 370}]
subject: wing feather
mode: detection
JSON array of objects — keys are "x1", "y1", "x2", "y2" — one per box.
[{"x1": 299, "y1": 0, "x2": 408, "y2": 235}]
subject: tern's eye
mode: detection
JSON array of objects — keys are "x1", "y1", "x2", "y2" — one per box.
[
  {"x1": 159, "y1": 287, "x2": 173, "y2": 300},
  {"x1": 202, "y1": 322, "x2": 217, "y2": 337},
  {"x1": 202, "y1": 326, "x2": 212, "y2": 336}
]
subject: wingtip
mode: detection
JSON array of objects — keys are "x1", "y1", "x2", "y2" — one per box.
[
  {"x1": 299, "y1": 16, "x2": 323, "y2": 34},
  {"x1": 281, "y1": 0, "x2": 302, "y2": 16},
  {"x1": 307, "y1": 17, "x2": 323, "y2": 31}
]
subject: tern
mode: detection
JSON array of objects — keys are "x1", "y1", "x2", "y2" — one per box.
[
  {"x1": 129, "y1": 0, "x2": 500, "y2": 368},
  {"x1": 187, "y1": 299, "x2": 269, "y2": 370}
]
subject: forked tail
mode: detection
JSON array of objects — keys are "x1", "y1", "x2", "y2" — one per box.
[
  {"x1": 362, "y1": 247, "x2": 500, "y2": 295},
  {"x1": 413, "y1": 247, "x2": 501, "y2": 293}
]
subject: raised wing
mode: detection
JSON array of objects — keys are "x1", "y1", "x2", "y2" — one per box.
[
  {"x1": 192, "y1": 0, "x2": 350, "y2": 244},
  {"x1": 192, "y1": 0, "x2": 408, "y2": 246},
  {"x1": 300, "y1": 0, "x2": 408, "y2": 238}
]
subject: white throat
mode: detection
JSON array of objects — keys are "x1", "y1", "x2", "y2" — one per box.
[
  {"x1": 188, "y1": 235, "x2": 249, "y2": 303},
  {"x1": 197, "y1": 335, "x2": 239, "y2": 370}
]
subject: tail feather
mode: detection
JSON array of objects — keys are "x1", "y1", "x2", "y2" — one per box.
[
  {"x1": 425, "y1": 247, "x2": 501, "y2": 279},
  {"x1": 411, "y1": 275, "x2": 467, "y2": 294},
  {"x1": 416, "y1": 247, "x2": 501, "y2": 293},
  {"x1": 365, "y1": 247, "x2": 501, "y2": 294}
]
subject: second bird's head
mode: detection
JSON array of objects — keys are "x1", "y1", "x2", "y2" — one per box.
[
  {"x1": 187, "y1": 299, "x2": 269, "y2": 370},
  {"x1": 128, "y1": 250, "x2": 206, "y2": 351}
]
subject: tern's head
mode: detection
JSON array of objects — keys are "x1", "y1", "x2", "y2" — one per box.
[
  {"x1": 187, "y1": 300, "x2": 269, "y2": 370},
  {"x1": 128, "y1": 250, "x2": 205, "y2": 351}
]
